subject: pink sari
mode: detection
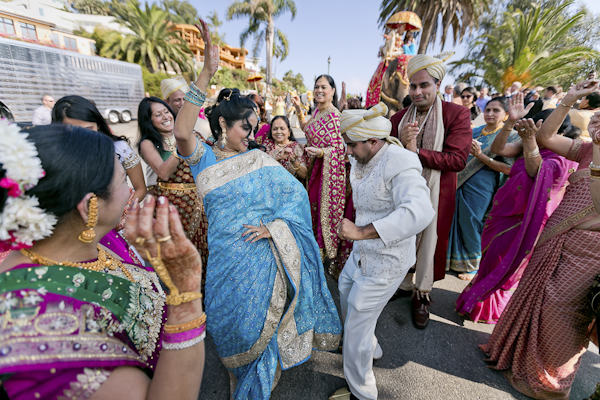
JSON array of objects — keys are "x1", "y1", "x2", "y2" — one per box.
[
  {"x1": 304, "y1": 106, "x2": 352, "y2": 278},
  {"x1": 480, "y1": 140, "x2": 600, "y2": 399},
  {"x1": 456, "y1": 149, "x2": 576, "y2": 323}
]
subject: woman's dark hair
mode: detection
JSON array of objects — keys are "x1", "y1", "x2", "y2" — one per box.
[
  {"x1": 248, "y1": 93, "x2": 267, "y2": 122},
  {"x1": 461, "y1": 86, "x2": 478, "y2": 101},
  {"x1": 532, "y1": 109, "x2": 577, "y2": 138},
  {"x1": 5, "y1": 125, "x2": 116, "y2": 221},
  {"x1": 404, "y1": 31, "x2": 413, "y2": 41},
  {"x1": 268, "y1": 116, "x2": 296, "y2": 142},
  {"x1": 205, "y1": 88, "x2": 258, "y2": 143},
  {"x1": 52, "y1": 95, "x2": 127, "y2": 143},
  {"x1": 137, "y1": 97, "x2": 175, "y2": 155},
  {"x1": 347, "y1": 98, "x2": 362, "y2": 109},
  {"x1": 485, "y1": 96, "x2": 509, "y2": 113},
  {"x1": 586, "y1": 91, "x2": 600, "y2": 109},
  {"x1": 314, "y1": 74, "x2": 338, "y2": 109}
]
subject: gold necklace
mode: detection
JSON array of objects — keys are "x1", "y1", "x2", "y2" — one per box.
[
  {"x1": 212, "y1": 145, "x2": 239, "y2": 161},
  {"x1": 164, "y1": 135, "x2": 176, "y2": 153},
  {"x1": 21, "y1": 245, "x2": 135, "y2": 282},
  {"x1": 481, "y1": 123, "x2": 503, "y2": 136}
]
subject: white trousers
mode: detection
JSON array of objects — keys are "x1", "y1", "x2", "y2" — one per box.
[{"x1": 338, "y1": 260, "x2": 404, "y2": 400}]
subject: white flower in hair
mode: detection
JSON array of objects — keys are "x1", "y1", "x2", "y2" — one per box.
[{"x1": 0, "y1": 120, "x2": 56, "y2": 250}]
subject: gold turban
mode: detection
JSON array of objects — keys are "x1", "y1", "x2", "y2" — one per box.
[
  {"x1": 340, "y1": 103, "x2": 403, "y2": 147},
  {"x1": 160, "y1": 76, "x2": 190, "y2": 100},
  {"x1": 407, "y1": 52, "x2": 454, "y2": 81}
]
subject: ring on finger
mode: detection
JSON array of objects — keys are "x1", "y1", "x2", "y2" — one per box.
[
  {"x1": 135, "y1": 236, "x2": 148, "y2": 246},
  {"x1": 255, "y1": 232, "x2": 259, "y2": 237},
  {"x1": 157, "y1": 235, "x2": 172, "y2": 243},
  {"x1": 145, "y1": 237, "x2": 156, "y2": 244}
]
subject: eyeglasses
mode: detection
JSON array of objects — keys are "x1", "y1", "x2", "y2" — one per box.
[{"x1": 461, "y1": 95, "x2": 473, "y2": 99}]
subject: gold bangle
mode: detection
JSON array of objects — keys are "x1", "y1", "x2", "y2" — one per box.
[
  {"x1": 144, "y1": 242, "x2": 202, "y2": 306},
  {"x1": 558, "y1": 102, "x2": 575, "y2": 109},
  {"x1": 590, "y1": 168, "x2": 600, "y2": 177},
  {"x1": 524, "y1": 146, "x2": 540, "y2": 158},
  {"x1": 292, "y1": 162, "x2": 301, "y2": 171},
  {"x1": 589, "y1": 162, "x2": 600, "y2": 170},
  {"x1": 320, "y1": 149, "x2": 324, "y2": 158},
  {"x1": 164, "y1": 314, "x2": 207, "y2": 333}
]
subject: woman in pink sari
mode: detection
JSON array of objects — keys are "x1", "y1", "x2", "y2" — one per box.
[
  {"x1": 293, "y1": 75, "x2": 353, "y2": 278},
  {"x1": 480, "y1": 80, "x2": 600, "y2": 400},
  {"x1": 456, "y1": 95, "x2": 577, "y2": 323}
]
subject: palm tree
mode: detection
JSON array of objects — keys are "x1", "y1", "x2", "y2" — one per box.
[
  {"x1": 207, "y1": 10, "x2": 226, "y2": 46},
  {"x1": 101, "y1": 0, "x2": 192, "y2": 73},
  {"x1": 449, "y1": 1, "x2": 597, "y2": 91},
  {"x1": 227, "y1": 0, "x2": 296, "y2": 88},
  {"x1": 161, "y1": 0, "x2": 199, "y2": 25},
  {"x1": 379, "y1": 0, "x2": 490, "y2": 54}
]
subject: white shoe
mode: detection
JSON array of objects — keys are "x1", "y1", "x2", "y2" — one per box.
[{"x1": 373, "y1": 343, "x2": 383, "y2": 360}]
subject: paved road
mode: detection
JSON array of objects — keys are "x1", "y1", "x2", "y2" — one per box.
[{"x1": 112, "y1": 121, "x2": 600, "y2": 400}]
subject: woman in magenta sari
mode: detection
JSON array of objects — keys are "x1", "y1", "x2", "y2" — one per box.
[
  {"x1": 0, "y1": 123, "x2": 206, "y2": 400},
  {"x1": 456, "y1": 93, "x2": 577, "y2": 323},
  {"x1": 479, "y1": 80, "x2": 600, "y2": 399},
  {"x1": 292, "y1": 75, "x2": 353, "y2": 278}
]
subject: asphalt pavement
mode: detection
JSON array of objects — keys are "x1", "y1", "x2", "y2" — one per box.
[{"x1": 112, "y1": 121, "x2": 600, "y2": 400}]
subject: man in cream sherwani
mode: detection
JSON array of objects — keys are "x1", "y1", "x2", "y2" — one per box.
[{"x1": 330, "y1": 103, "x2": 435, "y2": 400}]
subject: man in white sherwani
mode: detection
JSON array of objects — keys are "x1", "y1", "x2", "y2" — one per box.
[{"x1": 330, "y1": 103, "x2": 435, "y2": 400}]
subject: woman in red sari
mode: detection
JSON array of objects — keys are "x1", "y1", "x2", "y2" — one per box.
[
  {"x1": 293, "y1": 75, "x2": 353, "y2": 279},
  {"x1": 481, "y1": 79, "x2": 600, "y2": 399},
  {"x1": 262, "y1": 115, "x2": 308, "y2": 180}
]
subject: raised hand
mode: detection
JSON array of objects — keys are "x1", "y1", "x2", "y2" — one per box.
[
  {"x1": 338, "y1": 82, "x2": 348, "y2": 111},
  {"x1": 515, "y1": 118, "x2": 542, "y2": 140},
  {"x1": 291, "y1": 95, "x2": 302, "y2": 112},
  {"x1": 400, "y1": 121, "x2": 419, "y2": 152},
  {"x1": 563, "y1": 79, "x2": 600, "y2": 106},
  {"x1": 589, "y1": 111, "x2": 600, "y2": 145},
  {"x1": 195, "y1": 18, "x2": 219, "y2": 77},
  {"x1": 507, "y1": 92, "x2": 534, "y2": 123}
]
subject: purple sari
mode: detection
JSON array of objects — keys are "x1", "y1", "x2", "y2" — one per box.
[
  {"x1": 455, "y1": 149, "x2": 576, "y2": 323},
  {"x1": 0, "y1": 233, "x2": 166, "y2": 399}
]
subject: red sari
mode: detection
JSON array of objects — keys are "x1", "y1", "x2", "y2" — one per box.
[
  {"x1": 304, "y1": 106, "x2": 353, "y2": 278},
  {"x1": 481, "y1": 140, "x2": 600, "y2": 399}
]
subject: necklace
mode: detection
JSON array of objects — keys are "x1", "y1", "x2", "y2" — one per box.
[
  {"x1": 164, "y1": 134, "x2": 176, "y2": 153},
  {"x1": 212, "y1": 145, "x2": 239, "y2": 161},
  {"x1": 480, "y1": 123, "x2": 503, "y2": 137},
  {"x1": 21, "y1": 245, "x2": 135, "y2": 282}
]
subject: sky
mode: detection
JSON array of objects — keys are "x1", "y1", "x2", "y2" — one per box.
[{"x1": 190, "y1": 0, "x2": 600, "y2": 96}]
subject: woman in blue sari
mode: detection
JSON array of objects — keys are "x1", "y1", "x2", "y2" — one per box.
[
  {"x1": 173, "y1": 22, "x2": 342, "y2": 400},
  {"x1": 447, "y1": 97, "x2": 519, "y2": 280}
]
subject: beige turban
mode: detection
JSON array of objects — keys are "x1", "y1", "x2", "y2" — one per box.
[
  {"x1": 407, "y1": 52, "x2": 454, "y2": 81},
  {"x1": 340, "y1": 103, "x2": 403, "y2": 147},
  {"x1": 160, "y1": 76, "x2": 190, "y2": 100}
]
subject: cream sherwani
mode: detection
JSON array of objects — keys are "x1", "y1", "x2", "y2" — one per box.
[{"x1": 339, "y1": 143, "x2": 434, "y2": 400}]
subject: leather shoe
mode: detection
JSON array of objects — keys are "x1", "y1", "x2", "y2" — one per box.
[
  {"x1": 389, "y1": 287, "x2": 412, "y2": 302},
  {"x1": 412, "y1": 292, "x2": 430, "y2": 329}
]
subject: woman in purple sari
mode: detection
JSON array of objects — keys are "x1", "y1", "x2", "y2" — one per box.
[
  {"x1": 292, "y1": 74, "x2": 353, "y2": 279},
  {"x1": 456, "y1": 93, "x2": 577, "y2": 323},
  {"x1": 0, "y1": 119, "x2": 206, "y2": 399}
]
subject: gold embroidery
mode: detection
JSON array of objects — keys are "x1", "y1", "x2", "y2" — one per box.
[
  {"x1": 57, "y1": 368, "x2": 111, "y2": 400},
  {"x1": 537, "y1": 204, "x2": 596, "y2": 246},
  {"x1": 186, "y1": 139, "x2": 206, "y2": 166},
  {"x1": 567, "y1": 138, "x2": 583, "y2": 161}
]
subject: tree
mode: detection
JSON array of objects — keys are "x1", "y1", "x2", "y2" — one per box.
[
  {"x1": 449, "y1": 1, "x2": 598, "y2": 91},
  {"x1": 282, "y1": 70, "x2": 305, "y2": 93},
  {"x1": 227, "y1": 0, "x2": 297, "y2": 88},
  {"x1": 161, "y1": 0, "x2": 198, "y2": 25},
  {"x1": 70, "y1": 0, "x2": 111, "y2": 15},
  {"x1": 207, "y1": 10, "x2": 226, "y2": 46},
  {"x1": 378, "y1": 0, "x2": 490, "y2": 54},
  {"x1": 101, "y1": 0, "x2": 192, "y2": 73}
]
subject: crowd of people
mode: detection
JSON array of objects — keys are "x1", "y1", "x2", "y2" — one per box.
[{"x1": 2, "y1": 17, "x2": 600, "y2": 400}]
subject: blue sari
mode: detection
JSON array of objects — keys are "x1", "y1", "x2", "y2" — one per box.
[
  {"x1": 446, "y1": 126, "x2": 517, "y2": 273},
  {"x1": 187, "y1": 146, "x2": 342, "y2": 399}
]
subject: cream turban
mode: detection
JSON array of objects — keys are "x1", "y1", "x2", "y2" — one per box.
[
  {"x1": 340, "y1": 103, "x2": 402, "y2": 147},
  {"x1": 407, "y1": 52, "x2": 454, "y2": 81},
  {"x1": 160, "y1": 76, "x2": 190, "y2": 100}
]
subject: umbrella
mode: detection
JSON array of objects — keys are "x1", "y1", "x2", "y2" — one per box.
[
  {"x1": 247, "y1": 73, "x2": 263, "y2": 91},
  {"x1": 385, "y1": 11, "x2": 422, "y2": 32}
]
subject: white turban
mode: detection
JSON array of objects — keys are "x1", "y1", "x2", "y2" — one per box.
[
  {"x1": 340, "y1": 103, "x2": 402, "y2": 147},
  {"x1": 407, "y1": 52, "x2": 454, "y2": 81},
  {"x1": 160, "y1": 76, "x2": 190, "y2": 100}
]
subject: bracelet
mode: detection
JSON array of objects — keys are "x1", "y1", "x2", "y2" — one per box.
[
  {"x1": 558, "y1": 102, "x2": 575, "y2": 109},
  {"x1": 162, "y1": 331, "x2": 206, "y2": 350},
  {"x1": 163, "y1": 323, "x2": 206, "y2": 343},
  {"x1": 144, "y1": 242, "x2": 202, "y2": 307},
  {"x1": 184, "y1": 82, "x2": 208, "y2": 107},
  {"x1": 589, "y1": 161, "x2": 600, "y2": 170},
  {"x1": 164, "y1": 313, "x2": 207, "y2": 333},
  {"x1": 524, "y1": 146, "x2": 540, "y2": 158},
  {"x1": 320, "y1": 149, "x2": 324, "y2": 158},
  {"x1": 591, "y1": 169, "x2": 600, "y2": 177},
  {"x1": 292, "y1": 162, "x2": 301, "y2": 171},
  {"x1": 489, "y1": 157, "x2": 494, "y2": 164}
]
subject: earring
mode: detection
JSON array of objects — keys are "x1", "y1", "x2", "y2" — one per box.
[
  {"x1": 503, "y1": 115, "x2": 508, "y2": 122},
  {"x1": 220, "y1": 126, "x2": 228, "y2": 146},
  {"x1": 79, "y1": 194, "x2": 98, "y2": 243}
]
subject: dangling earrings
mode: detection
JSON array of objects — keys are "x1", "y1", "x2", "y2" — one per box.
[
  {"x1": 220, "y1": 125, "x2": 228, "y2": 147},
  {"x1": 78, "y1": 194, "x2": 98, "y2": 243},
  {"x1": 503, "y1": 115, "x2": 509, "y2": 122}
]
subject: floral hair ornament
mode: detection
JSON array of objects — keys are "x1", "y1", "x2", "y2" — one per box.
[{"x1": 0, "y1": 119, "x2": 57, "y2": 251}]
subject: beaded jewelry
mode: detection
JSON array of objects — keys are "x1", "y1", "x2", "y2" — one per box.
[{"x1": 184, "y1": 82, "x2": 208, "y2": 107}]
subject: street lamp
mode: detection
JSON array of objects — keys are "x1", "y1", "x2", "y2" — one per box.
[{"x1": 328, "y1": 56, "x2": 331, "y2": 75}]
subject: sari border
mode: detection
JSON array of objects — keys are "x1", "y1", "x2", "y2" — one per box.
[
  {"x1": 320, "y1": 147, "x2": 338, "y2": 260},
  {"x1": 537, "y1": 203, "x2": 597, "y2": 246},
  {"x1": 195, "y1": 151, "x2": 281, "y2": 199}
]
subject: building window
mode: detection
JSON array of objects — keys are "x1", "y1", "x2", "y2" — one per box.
[
  {"x1": 64, "y1": 37, "x2": 77, "y2": 52},
  {"x1": 50, "y1": 33, "x2": 59, "y2": 46},
  {"x1": 0, "y1": 18, "x2": 15, "y2": 35},
  {"x1": 39, "y1": 8, "x2": 44, "y2": 16},
  {"x1": 89, "y1": 41, "x2": 96, "y2": 55},
  {"x1": 19, "y1": 23, "x2": 37, "y2": 39}
]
